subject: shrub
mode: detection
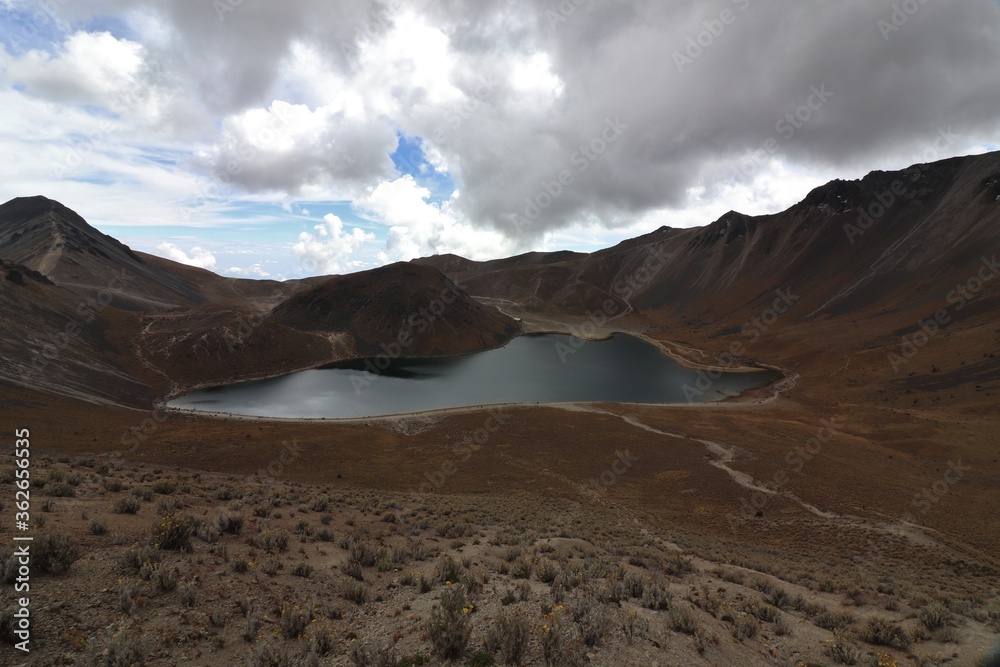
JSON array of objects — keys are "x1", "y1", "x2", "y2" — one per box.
[
  {"x1": 309, "y1": 496, "x2": 331, "y2": 512},
  {"x1": 30, "y1": 531, "x2": 81, "y2": 574},
  {"x1": 342, "y1": 560, "x2": 364, "y2": 581},
  {"x1": 179, "y1": 582, "x2": 196, "y2": 608},
  {"x1": 743, "y1": 601, "x2": 779, "y2": 623},
  {"x1": 823, "y1": 634, "x2": 863, "y2": 665},
  {"x1": 920, "y1": 603, "x2": 951, "y2": 630},
  {"x1": 101, "y1": 478, "x2": 124, "y2": 493},
  {"x1": 258, "y1": 529, "x2": 289, "y2": 553},
  {"x1": 88, "y1": 519, "x2": 108, "y2": 535},
  {"x1": 669, "y1": 605, "x2": 700, "y2": 635},
  {"x1": 541, "y1": 614, "x2": 584, "y2": 667},
  {"x1": 426, "y1": 584, "x2": 472, "y2": 660},
  {"x1": 153, "y1": 565, "x2": 178, "y2": 593},
  {"x1": 217, "y1": 513, "x2": 244, "y2": 535},
  {"x1": 641, "y1": 578, "x2": 672, "y2": 611},
  {"x1": 106, "y1": 629, "x2": 146, "y2": 667},
  {"x1": 118, "y1": 544, "x2": 160, "y2": 574},
  {"x1": 570, "y1": 593, "x2": 613, "y2": 647},
  {"x1": 350, "y1": 641, "x2": 398, "y2": 667},
  {"x1": 242, "y1": 610, "x2": 261, "y2": 642},
  {"x1": 153, "y1": 514, "x2": 195, "y2": 551},
  {"x1": 118, "y1": 579, "x2": 138, "y2": 614},
  {"x1": 279, "y1": 601, "x2": 313, "y2": 639},
  {"x1": 484, "y1": 607, "x2": 530, "y2": 665},
  {"x1": 47, "y1": 481, "x2": 75, "y2": 497},
  {"x1": 859, "y1": 616, "x2": 911, "y2": 650},
  {"x1": 113, "y1": 496, "x2": 140, "y2": 514},
  {"x1": 341, "y1": 580, "x2": 368, "y2": 605},
  {"x1": 435, "y1": 555, "x2": 465, "y2": 584},
  {"x1": 152, "y1": 478, "x2": 177, "y2": 495},
  {"x1": 814, "y1": 609, "x2": 857, "y2": 631},
  {"x1": 534, "y1": 558, "x2": 560, "y2": 584},
  {"x1": 768, "y1": 587, "x2": 791, "y2": 610},
  {"x1": 729, "y1": 613, "x2": 759, "y2": 641},
  {"x1": 292, "y1": 562, "x2": 313, "y2": 578},
  {"x1": 349, "y1": 538, "x2": 387, "y2": 568}
]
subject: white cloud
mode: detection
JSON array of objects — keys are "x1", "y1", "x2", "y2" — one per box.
[
  {"x1": 226, "y1": 262, "x2": 273, "y2": 278},
  {"x1": 292, "y1": 213, "x2": 374, "y2": 274},
  {"x1": 6, "y1": 31, "x2": 145, "y2": 106},
  {"x1": 359, "y1": 175, "x2": 514, "y2": 263},
  {"x1": 155, "y1": 242, "x2": 217, "y2": 270}
]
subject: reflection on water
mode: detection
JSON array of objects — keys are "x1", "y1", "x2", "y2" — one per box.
[{"x1": 169, "y1": 333, "x2": 779, "y2": 419}]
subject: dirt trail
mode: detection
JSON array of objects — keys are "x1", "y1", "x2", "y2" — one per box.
[{"x1": 561, "y1": 404, "x2": 843, "y2": 522}]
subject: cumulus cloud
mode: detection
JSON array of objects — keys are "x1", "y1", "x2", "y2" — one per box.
[
  {"x1": 155, "y1": 242, "x2": 217, "y2": 270},
  {"x1": 358, "y1": 175, "x2": 514, "y2": 263},
  {"x1": 292, "y1": 213, "x2": 374, "y2": 274},
  {"x1": 6, "y1": 31, "x2": 144, "y2": 105}
]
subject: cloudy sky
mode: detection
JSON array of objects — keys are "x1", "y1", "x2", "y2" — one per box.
[{"x1": 2, "y1": 0, "x2": 999, "y2": 280}]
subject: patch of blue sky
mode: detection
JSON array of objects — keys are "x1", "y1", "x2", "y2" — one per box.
[
  {"x1": 391, "y1": 132, "x2": 456, "y2": 202},
  {"x1": 81, "y1": 14, "x2": 137, "y2": 41},
  {"x1": 0, "y1": 6, "x2": 66, "y2": 55},
  {"x1": 167, "y1": 199, "x2": 385, "y2": 242},
  {"x1": 133, "y1": 146, "x2": 188, "y2": 168}
]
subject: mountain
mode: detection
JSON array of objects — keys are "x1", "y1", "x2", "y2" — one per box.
[
  {"x1": 270, "y1": 262, "x2": 522, "y2": 357},
  {"x1": 0, "y1": 196, "x2": 205, "y2": 309},
  {"x1": 417, "y1": 152, "x2": 1000, "y2": 334}
]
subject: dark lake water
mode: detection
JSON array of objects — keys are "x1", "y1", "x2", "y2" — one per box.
[{"x1": 168, "y1": 333, "x2": 779, "y2": 419}]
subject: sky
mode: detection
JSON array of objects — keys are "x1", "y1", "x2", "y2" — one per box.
[{"x1": 1, "y1": 1, "x2": 999, "y2": 281}]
